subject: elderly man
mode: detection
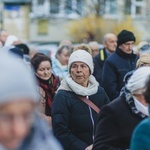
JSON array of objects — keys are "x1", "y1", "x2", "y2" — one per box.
[
  {"x1": 102, "y1": 30, "x2": 138, "y2": 101},
  {"x1": 92, "y1": 33, "x2": 117, "y2": 84}
]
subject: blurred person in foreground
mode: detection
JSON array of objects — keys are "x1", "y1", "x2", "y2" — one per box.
[
  {"x1": 130, "y1": 76, "x2": 150, "y2": 150},
  {"x1": 0, "y1": 50, "x2": 62, "y2": 150},
  {"x1": 93, "y1": 33, "x2": 117, "y2": 85},
  {"x1": 102, "y1": 30, "x2": 138, "y2": 101},
  {"x1": 52, "y1": 45, "x2": 72, "y2": 79},
  {"x1": 93, "y1": 67, "x2": 150, "y2": 150},
  {"x1": 51, "y1": 50, "x2": 110, "y2": 150},
  {"x1": 31, "y1": 53, "x2": 60, "y2": 118}
]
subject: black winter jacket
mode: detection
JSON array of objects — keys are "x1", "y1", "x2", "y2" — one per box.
[
  {"x1": 93, "y1": 95, "x2": 147, "y2": 150},
  {"x1": 51, "y1": 87, "x2": 110, "y2": 150},
  {"x1": 102, "y1": 48, "x2": 138, "y2": 101}
]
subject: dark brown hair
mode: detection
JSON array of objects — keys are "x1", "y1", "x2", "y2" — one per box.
[{"x1": 31, "y1": 53, "x2": 52, "y2": 72}]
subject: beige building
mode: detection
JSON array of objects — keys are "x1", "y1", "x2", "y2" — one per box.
[{"x1": 1, "y1": 0, "x2": 150, "y2": 42}]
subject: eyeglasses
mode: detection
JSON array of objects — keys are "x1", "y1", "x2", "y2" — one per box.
[{"x1": 0, "y1": 112, "x2": 34, "y2": 127}]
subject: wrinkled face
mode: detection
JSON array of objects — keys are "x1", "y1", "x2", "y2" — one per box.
[
  {"x1": 57, "y1": 48, "x2": 70, "y2": 66},
  {"x1": 104, "y1": 35, "x2": 117, "y2": 53},
  {"x1": 119, "y1": 41, "x2": 134, "y2": 54},
  {"x1": 0, "y1": 100, "x2": 34, "y2": 150},
  {"x1": 0, "y1": 31, "x2": 8, "y2": 45},
  {"x1": 36, "y1": 61, "x2": 52, "y2": 80},
  {"x1": 70, "y1": 62, "x2": 90, "y2": 87}
]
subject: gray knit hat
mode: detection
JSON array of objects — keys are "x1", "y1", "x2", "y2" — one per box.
[
  {"x1": 68, "y1": 50, "x2": 94, "y2": 74},
  {"x1": 0, "y1": 51, "x2": 39, "y2": 104}
]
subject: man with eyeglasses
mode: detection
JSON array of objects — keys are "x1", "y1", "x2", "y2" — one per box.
[{"x1": 102, "y1": 30, "x2": 138, "y2": 101}]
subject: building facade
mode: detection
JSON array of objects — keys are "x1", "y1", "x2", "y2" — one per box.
[{"x1": 1, "y1": 0, "x2": 150, "y2": 42}]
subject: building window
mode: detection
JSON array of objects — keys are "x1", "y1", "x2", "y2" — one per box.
[
  {"x1": 131, "y1": 0, "x2": 146, "y2": 18},
  {"x1": 125, "y1": 0, "x2": 131, "y2": 15},
  {"x1": 101, "y1": 0, "x2": 117, "y2": 15},
  {"x1": 31, "y1": 0, "x2": 84, "y2": 18},
  {"x1": 50, "y1": 0, "x2": 59, "y2": 14},
  {"x1": 136, "y1": 6, "x2": 142, "y2": 14},
  {"x1": 64, "y1": 0, "x2": 84, "y2": 15},
  {"x1": 65, "y1": 0, "x2": 72, "y2": 14}
]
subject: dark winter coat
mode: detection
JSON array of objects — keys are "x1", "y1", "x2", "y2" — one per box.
[
  {"x1": 93, "y1": 48, "x2": 109, "y2": 85},
  {"x1": 51, "y1": 87, "x2": 110, "y2": 150},
  {"x1": 19, "y1": 113, "x2": 62, "y2": 150},
  {"x1": 93, "y1": 95, "x2": 147, "y2": 150},
  {"x1": 102, "y1": 48, "x2": 138, "y2": 100}
]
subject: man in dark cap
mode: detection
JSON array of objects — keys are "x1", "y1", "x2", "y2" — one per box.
[{"x1": 102, "y1": 30, "x2": 138, "y2": 101}]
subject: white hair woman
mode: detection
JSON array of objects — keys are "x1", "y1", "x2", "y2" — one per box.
[
  {"x1": 51, "y1": 50, "x2": 110, "y2": 150},
  {"x1": 0, "y1": 51, "x2": 62, "y2": 150}
]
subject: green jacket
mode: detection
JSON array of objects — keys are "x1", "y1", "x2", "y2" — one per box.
[{"x1": 130, "y1": 117, "x2": 150, "y2": 150}]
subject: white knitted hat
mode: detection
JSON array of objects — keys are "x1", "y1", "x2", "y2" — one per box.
[
  {"x1": 0, "y1": 50, "x2": 39, "y2": 104},
  {"x1": 126, "y1": 67, "x2": 150, "y2": 94},
  {"x1": 68, "y1": 50, "x2": 94, "y2": 74}
]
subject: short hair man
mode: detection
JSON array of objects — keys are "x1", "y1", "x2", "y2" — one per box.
[
  {"x1": 93, "y1": 33, "x2": 117, "y2": 84},
  {"x1": 102, "y1": 30, "x2": 138, "y2": 101}
]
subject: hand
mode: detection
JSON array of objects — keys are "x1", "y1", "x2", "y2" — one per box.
[{"x1": 85, "y1": 144, "x2": 93, "y2": 150}]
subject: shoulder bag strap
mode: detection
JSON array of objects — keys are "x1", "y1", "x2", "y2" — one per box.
[{"x1": 78, "y1": 96, "x2": 100, "y2": 114}]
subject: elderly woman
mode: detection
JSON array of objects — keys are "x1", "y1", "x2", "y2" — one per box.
[
  {"x1": 93, "y1": 67, "x2": 150, "y2": 150},
  {"x1": 130, "y1": 76, "x2": 150, "y2": 150},
  {"x1": 31, "y1": 53, "x2": 60, "y2": 117},
  {"x1": 51, "y1": 50, "x2": 110, "y2": 150},
  {"x1": 0, "y1": 51, "x2": 62, "y2": 150},
  {"x1": 52, "y1": 45, "x2": 72, "y2": 79}
]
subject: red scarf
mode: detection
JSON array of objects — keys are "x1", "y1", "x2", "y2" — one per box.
[{"x1": 36, "y1": 74, "x2": 60, "y2": 115}]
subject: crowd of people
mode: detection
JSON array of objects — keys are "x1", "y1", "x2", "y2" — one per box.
[{"x1": 0, "y1": 29, "x2": 150, "y2": 150}]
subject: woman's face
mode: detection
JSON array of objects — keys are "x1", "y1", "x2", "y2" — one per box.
[
  {"x1": 57, "y1": 48, "x2": 70, "y2": 66},
  {"x1": 70, "y1": 62, "x2": 90, "y2": 87},
  {"x1": 36, "y1": 61, "x2": 52, "y2": 80},
  {"x1": 0, "y1": 100, "x2": 34, "y2": 150}
]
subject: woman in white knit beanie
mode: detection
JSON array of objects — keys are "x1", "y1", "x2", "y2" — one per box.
[{"x1": 52, "y1": 50, "x2": 110, "y2": 150}]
